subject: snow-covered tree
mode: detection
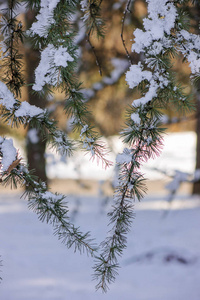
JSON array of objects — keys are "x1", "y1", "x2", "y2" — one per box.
[{"x1": 0, "y1": 0, "x2": 199, "y2": 292}]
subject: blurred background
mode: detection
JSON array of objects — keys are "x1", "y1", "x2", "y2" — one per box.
[
  {"x1": 0, "y1": 1, "x2": 200, "y2": 299},
  {"x1": 0, "y1": 0, "x2": 200, "y2": 198}
]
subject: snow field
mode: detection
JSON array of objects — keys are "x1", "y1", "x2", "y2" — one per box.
[{"x1": 0, "y1": 192, "x2": 200, "y2": 300}]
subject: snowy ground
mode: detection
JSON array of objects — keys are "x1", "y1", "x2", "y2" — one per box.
[
  {"x1": 0, "y1": 193, "x2": 200, "y2": 300},
  {"x1": 46, "y1": 131, "x2": 195, "y2": 181},
  {"x1": 0, "y1": 132, "x2": 200, "y2": 300}
]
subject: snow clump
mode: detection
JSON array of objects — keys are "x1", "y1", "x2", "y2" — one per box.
[{"x1": 33, "y1": 44, "x2": 74, "y2": 91}]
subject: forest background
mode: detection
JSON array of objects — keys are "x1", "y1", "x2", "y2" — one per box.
[{"x1": 0, "y1": 0, "x2": 199, "y2": 196}]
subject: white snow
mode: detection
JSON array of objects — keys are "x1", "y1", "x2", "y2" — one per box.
[
  {"x1": 53, "y1": 46, "x2": 74, "y2": 68},
  {"x1": 15, "y1": 101, "x2": 43, "y2": 118},
  {"x1": 46, "y1": 131, "x2": 196, "y2": 181},
  {"x1": 0, "y1": 81, "x2": 16, "y2": 110},
  {"x1": 132, "y1": 79, "x2": 158, "y2": 107},
  {"x1": 80, "y1": 124, "x2": 89, "y2": 137},
  {"x1": 178, "y1": 31, "x2": 200, "y2": 74},
  {"x1": 187, "y1": 51, "x2": 200, "y2": 74},
  {"x1": 131, "y1": 112, "x2": 141, "y2": 125},
  {"x1": 127, "y1": 0, "x2": 199, "y2": 112},
  {"x1": 29, "y1": 0, "x2": 60, "y2": 38},
  {"x1": 3, "y1": 131, "x2": 193, "y2": 187},
  {"x1": 80, "y1": 0, "x2": 88, "y2": 12},
  {"x1": 33, "y1": 44, "x2": 74, "y2": 91},
  {"x1": 116, "y1": 148, "x2": 133, "y2": 164},
  {"x1": 177, "y1": 30, "x2": 200, "y2": 75},
  {"x1": 126, "y1": 63, "x2": 152, "y2": 89},
  {"x1": 0, "y1": 190, "x2": 200, "y2": 299},
  {"x1": 131, "y1": 0, "x2": 177, "y2": 53},
  {"x1": 0, "y1": 138, "x2": 17, "y2": 172},
  {"x1": 0, "y1": 81, "x2": 44, "y2": 119}
]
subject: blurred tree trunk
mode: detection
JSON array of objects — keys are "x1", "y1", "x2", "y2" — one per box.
[
  {"x1": 192, "y1": 1, "x2": 200, "y2": 195},
  {"x1": 25, "y1": 10, "x2": 48, "y2": 184},
  {"x1": 192, "y1": 83, "x2": 200, "y2": 194}
]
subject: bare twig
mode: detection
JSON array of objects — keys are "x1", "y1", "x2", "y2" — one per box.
[
  {"x1": 87, "y1": 30, "x2": 103, "y2": 76},
  {"x1": 121, "y1": 0, "x2": 133, "y2": 65},
  {"x1": 87, "y1": 0, "x2": 104, "y2": 76}
]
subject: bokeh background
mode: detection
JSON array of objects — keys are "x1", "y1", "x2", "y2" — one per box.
[{"x1": 0, "y1": 1, "x2": 200, "y2": 299}]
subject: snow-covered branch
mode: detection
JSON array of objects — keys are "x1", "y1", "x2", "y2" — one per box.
[
  {"x1": 0, "y1": 135, "x2": 96, "y2": 255},
  {"x1": 26, "y1": 0, "x2": 111, "y2": 167},
  {"x1": 94, "y1": 0, "x2": 200, "y2": 291},
  {"x1": 0, "y1": 0, "x2": 199, "y2": 292}
]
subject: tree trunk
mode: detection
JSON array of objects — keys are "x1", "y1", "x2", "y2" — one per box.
[
  {"x1": 25, "y1": 10, "x2": 48, "y2": 184},
  {"x1": 192, "y1": 2, "x2": 200, "y2": 195},
  {"x1": 192, "y1": 83, "x2": 200, "y2": 194}
]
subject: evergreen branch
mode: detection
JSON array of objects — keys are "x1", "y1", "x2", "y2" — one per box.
[
  {"x1": 46, "y1": 56, "x2": 130, "y2": 130},
  {"x1": 93, "y1": 109, "x2": 162, "y2": 291},
  {"x1": 94, "y1": 0, "x2": 199, "y2": 291},
  {"x1": 0, "y1": 0, "x2": 24, "y2": 97},
  {"x1": 93, "y1": 177, "x2": 141, "y2": 291},
  {"x1": 25, "y1": 0, "x2": 111, "y2": 167},
  {"x1": 64, "y1": 86, "x2": 112, "y2": 168},
  {"x1": 82, "y1": 0, "x2": 105, "y2": 75},
  {"x1": 0, "y1": 142, "x2": 96, "y2": 255},
  {"x1": 22, "y1": 0, "x2": 40, "y2": 10},
  {"x1": 86, "y1": 0, "x2": 104, "y2": 38},
  {"x1": 0, "y1": 82, "x2": 75, "y2": 157},
  {"x1": 26, "y1": 186, "x2": 96, "y2": 255}
]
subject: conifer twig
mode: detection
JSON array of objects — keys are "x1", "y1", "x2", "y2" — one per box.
[
  {"x1": 86, "y1": 0, "x2": 104, "y2": 75},
  {"x1": 121, "y1": 0, "x2": 133, "y2": 65}
]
